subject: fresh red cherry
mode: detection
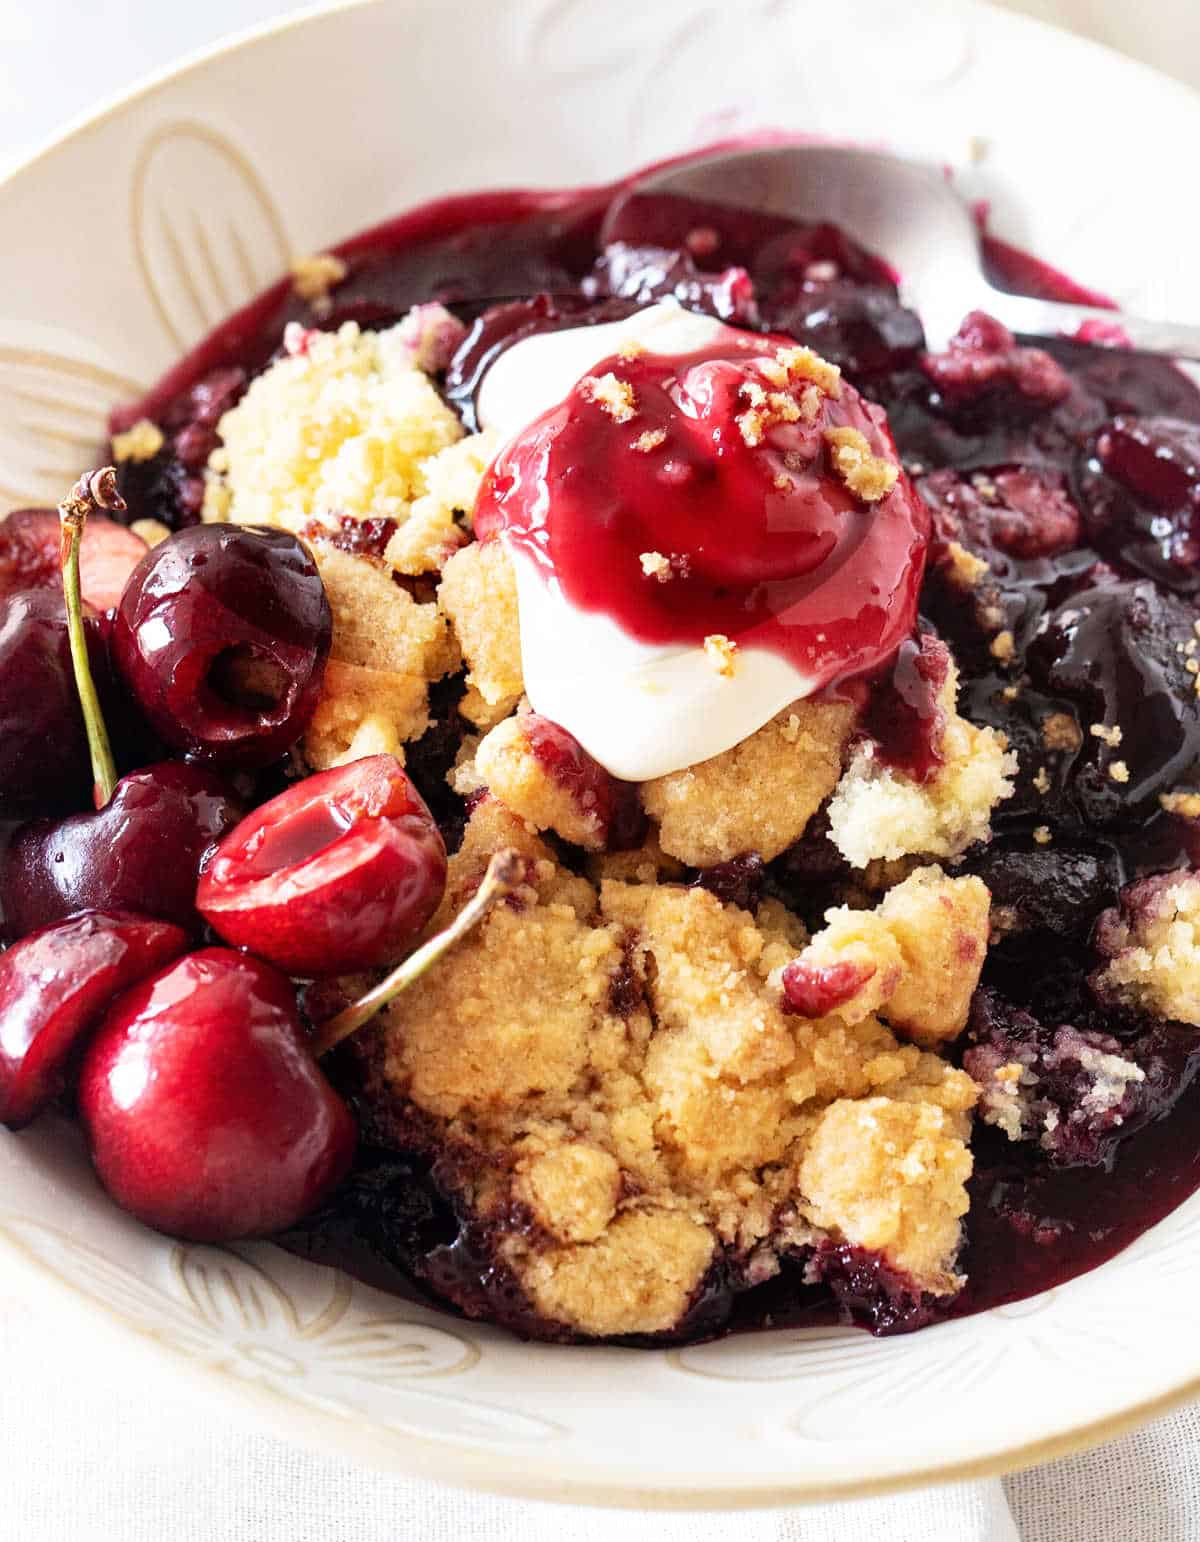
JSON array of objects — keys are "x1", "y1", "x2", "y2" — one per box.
[
  {"x1": 2, "y1": 760, "x2": 241, "y2": 941},
  {"x1": 112, "y1": 524, "x2": 332, "y2": 768},
  {"x1": 79, "y1": 850, "x2": 522, "y2": 1242},
  {"x1": 0, "y1": 473, "x2": 244, "y2": 940},
  {"x1": 0, "y1": 588, "x2": 110, "y2": 819},
  {"x1": 0, "y1": 910, "x2": 188, "y2": 1128},
  {"x1": 0, "y1": 508, "x2": 147, "y2": 610},
  {"x1": 78, "y1": 948, "x2": 357, "y2": 1241},
  {"x1": 197, "y1": 754, "x2": 447, "y2": 975}
]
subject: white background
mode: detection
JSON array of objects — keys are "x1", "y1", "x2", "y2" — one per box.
[{"x1": 2, "y1": 2, "x2": 1200, "y2": 1538}]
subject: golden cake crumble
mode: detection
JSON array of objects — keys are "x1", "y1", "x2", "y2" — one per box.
[
  {"x1": 642, "y1": 700, "x2": 855, "y2": 867},
  {"x1": 474, "y1": 713, "x2": 608, "y2": 851},
  {"x1": 437, "y1": 539, "x2": 525, "y2": 727},
  {"x1": 355, "y1": 800, "x2": 978, "y2": 1339},
  {"x1": 824, "y1": 426, "x2": 900, "y2": 503},
  {"x1": 1096, "y1": 872, "x2": 1200, "y2": 1025},
  {"x1": 290, "y1": 251, "x2": 349, "y2": 303},
  {"x1": 827, "y1": 663, "x2": 1016, "y2": 868},
  {"x1": 111, "y1": 418, "x2": 164, "y2": 464}
]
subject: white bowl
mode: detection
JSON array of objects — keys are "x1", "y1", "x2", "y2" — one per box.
[{"x1": 3, "y1": 0, "x2": 1200, "y2": 1508}]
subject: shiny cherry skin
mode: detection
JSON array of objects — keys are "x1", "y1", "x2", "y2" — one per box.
[
  {"x1": 197, "y1": 754, "x2": 447, "y2": 975},
  {"x1": 112, "y1": 525, "x2": 332, "y2": 768},
  {"x1": 0, "y1": 588, "x2": 109, "y2": 819},
  {"x1": 0, "y1": 507, "x2": 148, "y2": 611},
  {"x1": 78, "y1": 947, "x2": 357, "y2": 1241},
  {"x1": 0, "y1": 910, "x2": 188, "y2": 1128},
  {"x1": 1, "y1": 761, "x2": 241, "y2": 941}
]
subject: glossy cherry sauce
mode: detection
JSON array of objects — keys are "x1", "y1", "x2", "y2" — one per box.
[
  {"x1": 474, "y1": 333, "x2": 928, "y2": 691},
  {"x1": 111, "y1": 157, "x2": 1200, "y2": 1338}
]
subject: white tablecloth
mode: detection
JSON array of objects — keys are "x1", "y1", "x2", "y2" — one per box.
[{"x1": 3, "y1": 2, "x2": 1200, "y2": 1537}]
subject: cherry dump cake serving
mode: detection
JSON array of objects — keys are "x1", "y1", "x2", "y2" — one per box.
[{"x1": 4, "y1": 155, "x2": 1200, "y2": 1346}]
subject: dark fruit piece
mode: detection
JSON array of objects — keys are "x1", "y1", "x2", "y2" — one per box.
[
  {"x1": 692, "y1": 852, "x2": 765, "y2": 911},
  {"x1": 862, "y1": 631, "x2": 950, "y2": 783},
  {"x1": 964, "y1": 987, "x2": 1200, "y2": 1169},
  {"x1": 767, "y1": 282, "x2": 925, "y2": 379},
  {"x1": 522, "y1": 714, "x2": 647, "y2": 852},
  {"x1": 112, "y1": 367, "x2": 247, "y2": 532},
  {"x1": 985, "y1": 468, "x2": 1082, "y2": 560},
  {"x1": 1076, "y1": 415, "x2": 1200, "y2": 590},
  {"x1": 964, "y1": 841, "x2": 1119, "y2": 947},
  {"x1": 0, "y1": 910, "x2": 188, "y2": 1128},
  {"x1": 2, "y1": 761, "x2": 241, "y2": 940},
  {"x1": 584, "y1": 241, "x2": 757, "y2": 324},
  {"x1": 113, "y1": 524, "x2": 332, "y2": 767},
  {"x1": 0, "y1": 508, "x2": 147, "y2": 610},
  {"x1": 920, "y1": 311, "x2": 1071, "y2": 410},
  {"x1": 1026, "y1": 579, "x2": 1200, "y2": 828},
  {"x1": 802, "y1": 1240, "x2": 940, "y2": 1335},
  {"x1": 197, "y1": 754, "x2": 447, "y2": 976},
  {"x1": 78, "y1": 947, "x2": 357, "y2": 1242},
  {"x1": 0, "y1": 588, "x2": 108, "y2": 819},
  {"x1": 1096, "y1": 415, "x2": 1200, "y2": 511}
]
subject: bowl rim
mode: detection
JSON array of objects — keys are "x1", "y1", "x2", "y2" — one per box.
[{"x1": 4, "y1": 0, "x2": 1200, "y2": 1506}]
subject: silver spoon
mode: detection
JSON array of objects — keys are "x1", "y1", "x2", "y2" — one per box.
[{"x1": 599, "y1": 145, "x2": 1200, "y2": 361}]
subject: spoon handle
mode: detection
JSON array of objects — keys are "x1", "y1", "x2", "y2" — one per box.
[{"x1": 982, "y1": 290, "x2": 1200, "y2": 364}]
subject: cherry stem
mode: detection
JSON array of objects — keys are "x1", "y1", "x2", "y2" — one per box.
[
  {"x1": 314, "y1": 848, "x2": 525, "y2": 1057},
  {"x1": 58, "y1": 468, "x2": 126, "y2": 808}
]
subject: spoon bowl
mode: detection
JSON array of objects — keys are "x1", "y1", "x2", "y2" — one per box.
[{"x1": 601, "y1": 145, "x2": 1200, "y2": 360}]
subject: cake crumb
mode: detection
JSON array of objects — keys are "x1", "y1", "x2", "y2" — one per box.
[
  {"x1": 1109, "y1": 760, "x2": 1130, "y2": 784},
  {"x1": 824, "y1": 427, "x2": 899, "y2": 503},
  {"x1": 1090, "y1": 722, "x2": 1123, "y2": 748},
  {"x1": 291, "y1": 251, "x2": 348, "y2": 303},
  {"x1": 1161, "y1": 790, "x2": 1200, "y2": 819},
  {"x1": 1041, "y1": 712, "x2": 1082, "y2": 752},
  {"x1": 639, "y1": 551, "x2": 672, "y2": 582},
  {"x1": 1033, "y1": 825, "x2": 1052, "y2": 845},
  {"x1": 737, "y1": 409, "x2": 765, "y2": 447},
  {"x1": 703, "y1": 634, "x2": 738, "y2": 677},
  {"x1": 1001, "y1": 684, "x2": 1021, "y2": 703},
  {"x1": 618, "y1": 339, "x2": 646, "y2": 361},
  {"x1": 942, "y1": 540, "x2": 989, "y2": 591},
  {"x1": 634, "y1": 428, "x2": 667, "y2": 453},
  {"x1": 130, "y1": 517, "x2": 171, "y2": 547},
  {"x1": 775, "y1": 345, "x2": 842, "y2": 398},
  {"x1": 580, "y1": 373, "x2": 637, "y2": 423},
  {"x1": 1032, "y1": 766, "x2": 1051, "y2": 795},
  {"x1": 989, "y1": 630, "x2": 1015, "y2": 663},
  {"x1": 111, "y1": 419, "x2": 164, "y2": 464}
]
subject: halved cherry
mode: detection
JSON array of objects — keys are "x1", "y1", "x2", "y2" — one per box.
[
  {"x1": 0, "y1": 508, "x2": 147, "y2": 610},
  {"x1": 0, "y1": 910, "x2": 188, "y2": 1128},
  {"x1": 196, "y1": 754, "x2": 448, "y2": 976},
  {"x1": 79, "y1": 850, "x2": 523, "y2": 1243}
]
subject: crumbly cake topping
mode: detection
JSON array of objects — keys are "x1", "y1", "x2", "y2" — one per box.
[
  {"x1": 202, "y1": 320, "x2": 463, "y2": 532},
  {"x1": 824, "y1": 426, "x2": 900, "y2": 503},
  {"x1": 827, "y1": 665, "x2": 1016, "y2": 868},
  {"x1": 579, "y1": 372, "x2": 638, "y2": 422},
  {"x1": 111, "y1": 419, "x2": 164, "y2": 464},
  {"x1": 1095, "y1": 872, "x2": 1200, "y2": 1026},
  {"x1": 702, "y1": 634, "x2": 737, "y2": 676},
  {"x1": 356, "y1": 798, "x2": 979, "y2": 1337},
  {"x1": 642, "y1": 701, "x2": 854, "y2": 867},
  {"x1": 164, "y1": 281, "x2": 1086, "y2": 1340},
  {"x1": 290, "y1": 251, "x2": 348, "y2": 304}
]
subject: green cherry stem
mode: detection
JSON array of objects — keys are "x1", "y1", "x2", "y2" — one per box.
[
  {"x1": 58, "y1": 467, "x2": 126, "y2": 808},
  {"x1": 314, "y1": 848, "x2": 525, "y2": 1057}
]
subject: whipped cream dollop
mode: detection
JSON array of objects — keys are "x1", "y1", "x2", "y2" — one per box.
[{"x1": 474, "y1": 301, "x2": 926, "y2": 782}]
